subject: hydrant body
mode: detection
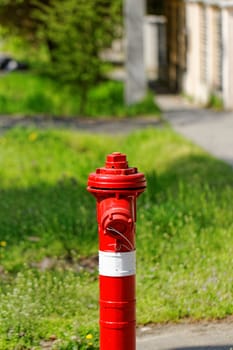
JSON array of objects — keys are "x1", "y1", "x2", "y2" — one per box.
[{"x1": 87, "y1": 152, "x2": 146, "y2": 350}]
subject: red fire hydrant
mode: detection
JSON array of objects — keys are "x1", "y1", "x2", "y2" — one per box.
[{"x1": 87, "y1": 152, "x2": 146, "y2": 350}]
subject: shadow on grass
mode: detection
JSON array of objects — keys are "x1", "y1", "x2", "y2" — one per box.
[
  {"x1": 0, "y1": 178, "x2": 97, "y2": 271},
  {"x1": 1, "y1": 150, "x2": 232, "y2": 271},
  {"x1": 137, "y1": 153, "x2": 233, "y2": 251},
  {"x1": 145, "y1": 153, "x2": 233, "y2": 202}
]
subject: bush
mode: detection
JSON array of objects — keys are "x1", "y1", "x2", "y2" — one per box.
[
  {"x1": 0, "y1": 73, "x2": 160, "y2": 117},
  {"x1": 34, "y1": 0, "x2": 122, "y2": 114}
]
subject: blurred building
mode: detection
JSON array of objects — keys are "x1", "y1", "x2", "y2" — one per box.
[
  {"x1": 163, "y1": 0, "x2": 233, "y2": 109},
  {"x1": 104, "y1": 0, "x2": 233, "y2": 109}
]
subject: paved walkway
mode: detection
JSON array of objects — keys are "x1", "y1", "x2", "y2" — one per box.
[
  {"x1": 136, "y1": 94, "x2": 233, "y2": 349},
  {"x1": 0, "y1": 114, "x2": 161, "y2": 135},
  {"x1": 157, "y1": 95, "x2": 233, "y2": 167},
  {"x1": 136, "y1": 320, "x2": 233, "y2": 350}
]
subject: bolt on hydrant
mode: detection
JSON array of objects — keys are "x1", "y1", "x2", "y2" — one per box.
[{"x1": 87, "y1": 152, "x2": 146, "y2": 350}]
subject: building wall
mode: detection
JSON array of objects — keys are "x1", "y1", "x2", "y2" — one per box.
[
  {"x1": 183, "y1": 2, "x2": 216, "y2": 105},
  {"x1": 164, "y1": 0, "x2": 233, "y2": 109},
  {"x1": 222, "y1": 8, "x2": 233, "y2": 109},
  {"x1": 164, "y1": 0, "x2": 186, "y2": 91},
  {"x1": 143, "y1": 15, "x2": 167, "y2": 81},
  {"x1": 211, "y1": 6, "x2": 222, "y2": 91},
  {"x1": 228, "y1": 10, "x2": 233, "y2": 109},
  {"x1": 206, "y1": 6, "x2": 215, "y2": 87}
]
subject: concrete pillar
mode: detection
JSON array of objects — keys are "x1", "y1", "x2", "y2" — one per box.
[{"x1": 124, "y1": 0, "x2": 147, "y2": 105}]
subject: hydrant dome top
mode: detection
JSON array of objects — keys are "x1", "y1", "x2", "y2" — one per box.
[
  {"x1": 105, "y1": 152, "x2": 128, "y2": 169},
  {"x1": 87, "y1": 152, "x2": 146, "y2": 193}
]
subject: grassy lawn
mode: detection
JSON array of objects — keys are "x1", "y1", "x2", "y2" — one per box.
[
  {"x1": 0, "y1": 72, "x2": 159, "y2": 118},
  {"x1": 0, "y1": 126, "x2": 233, "y2": 349}
]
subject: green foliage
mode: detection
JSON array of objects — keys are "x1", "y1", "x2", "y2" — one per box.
[
  {"x1": 0, "y1": 72, "x2": 159, "y2": 117},
  {"x1": 0, "y1": 0, "x2": 123, "y2": 113},
  {"x1": 207, "y1": 94, "x2": 224, "y2": 110},
  {"x1": 0, "y1": 72, "x2": 71, "y2": 115},
  {"x1": 0, "y1": 30, "x2": 50, "y2": 68},
  {"x1": 0, "y1": 127, "x2": 233, "y2": 348},
  {"x1": 34, "y1": 0, "x2": 122, "y2": 113},
  {"x1": 86, "y1": 80, "x2": 159, "y2": 117},
  {"x1": 0, "y1": 0, "x2": 43, "y2": 45}
]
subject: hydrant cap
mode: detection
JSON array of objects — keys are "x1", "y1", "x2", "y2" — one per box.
[
  {"x1": 105, "y1": 152, "x2": 128, "y2": 169},
  {"x1": 87, "y1": 152, "x2": 146, "y2": 193}
]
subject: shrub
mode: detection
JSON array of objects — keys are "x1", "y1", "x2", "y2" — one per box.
[{"x1": 34, "y1": 0, "x2": 122, "y2": 114}]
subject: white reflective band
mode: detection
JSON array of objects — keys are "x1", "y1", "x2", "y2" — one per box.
[{"x1": 99, "y1": 250, "x2": 136, "y2": 277}]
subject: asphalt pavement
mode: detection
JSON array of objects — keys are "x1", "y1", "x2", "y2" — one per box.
[
  {"x1": 136, "y1": 321, "x2": 233, "y2": 350},
  {"x1": 156, "y1": 95, "x2": 233, "y2": 167},
  {"x1": 136, "y1": 94, "x2": 233, "y2": 349}
]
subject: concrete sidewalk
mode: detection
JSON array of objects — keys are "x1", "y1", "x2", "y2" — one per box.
[
  {"x1": 156, "y1": 95, "x2": 233, "y2": 167},
  {"x1": 136, "y1": 321, "x2": 233, "y2": 350},
  {"x1": 136, "y1": 95, "x2": 233, "y2": 349}
]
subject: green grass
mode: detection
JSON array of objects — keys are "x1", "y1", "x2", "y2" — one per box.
[
  {"x1": 0, "y1": 72, "x2": 159, "y2": 117},
  {"x1": 207, "y1": 94, "x2": 224, "y2": 110},
  {"x1": 0, "y1": 126, "x2": 233, "y2": 349}
]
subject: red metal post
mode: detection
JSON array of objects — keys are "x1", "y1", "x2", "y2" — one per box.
[{"x1": 87, "y1": 152, "x2": 146, "y2": 350}]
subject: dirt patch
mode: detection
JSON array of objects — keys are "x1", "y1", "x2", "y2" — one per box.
[{"x1": 30, "y1": 254, "x2": 98, "y2": 273}]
